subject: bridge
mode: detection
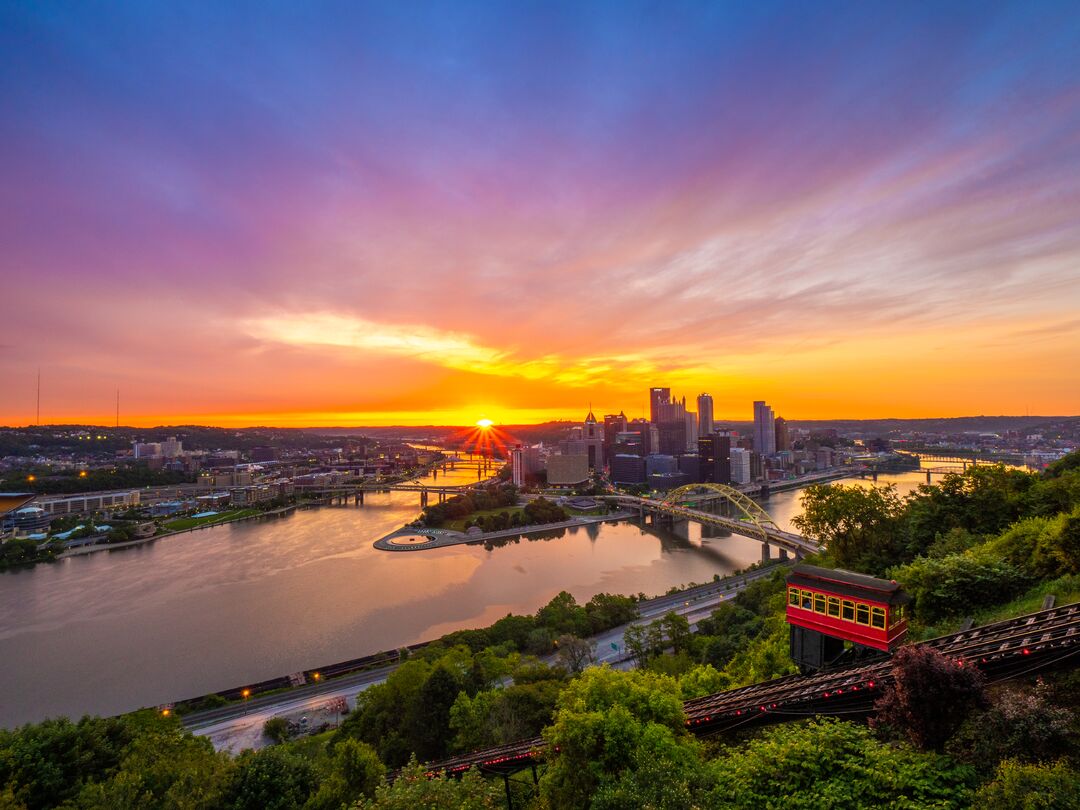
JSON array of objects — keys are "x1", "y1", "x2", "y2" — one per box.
[
  {"x1": 423, "y1": 600, "x2": 1080, "y2": 795},
  {"x1": 604, "y1": 483, "x2": 820, "y2": 561}
]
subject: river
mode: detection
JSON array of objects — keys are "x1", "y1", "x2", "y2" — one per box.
[{"x1": 0, "y1": 462, "x2": 930, "y2": 728}]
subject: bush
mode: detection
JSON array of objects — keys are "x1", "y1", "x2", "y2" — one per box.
[
  {"x1": 871, "y1": 646, "x2": 986, "y2": 752},
  {"x1": 890, "y1": 553, "x2": 1031, "y2": 623},
  {"x1": 263, "y1": 717, "x2": 291, "y2": 744}
]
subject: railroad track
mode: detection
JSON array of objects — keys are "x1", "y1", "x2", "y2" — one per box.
[{"x1": 424, "y1": 602, "x2": 1080, "y2": 777}]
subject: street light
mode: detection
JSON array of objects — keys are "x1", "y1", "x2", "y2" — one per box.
[{"x1": 241, "y1": 688, "x2": 251, "y2": 715}]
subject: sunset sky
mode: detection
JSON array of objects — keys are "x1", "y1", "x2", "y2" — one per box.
[{"x1": 2, "y1": 2, "x2": 1079, "y2": 427}]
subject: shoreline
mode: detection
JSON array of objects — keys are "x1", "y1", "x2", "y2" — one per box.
[{"x1": 373, "y1": 511, "x2": 637, "y2": 551}]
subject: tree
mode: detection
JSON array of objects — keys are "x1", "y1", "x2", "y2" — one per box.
[
  {"x1": 305, "y1": 739, "x2": 385, "y2": 810},
  {"x1": 888, "y1": 554, "x2": 1031, "y2": 623},
  {"x1": 792, "y1": 483, "x2": 906, "y2": 573},
  {"x1": 221, "y1": 746, "x2": 316, "y2": 810},
  {"x1": 871, "y1": 646, "x2": 986, "y2": 752},
  {"x1": 540, "y1": 668, "x2": 696, "y2": 808},
  {"x1": 974, "y1": 759, "x2": 1080, "y2": 809},
  {"x1": 0, "y1": 715, "x2": 133, "y2": 809},
  {"x1": 555, "y1": 634, "x2": 595, "y2": 674},
  {"x1": 706, "y1": 719, "x2": 976, "y2": 808},
  {"x1": 263, "y1": 717, "x2": 290, "y2": 744},
  {"x1": 357, "y1": 758, "x2": 502, "y2": 809},
  {"x1": 948, "y1": 684, "x2": 1077, "y2": 774}
]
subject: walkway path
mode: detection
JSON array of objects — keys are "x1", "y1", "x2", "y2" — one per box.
[{"x1": 372, "y1": 512, "x2": 635, "y2": 551}]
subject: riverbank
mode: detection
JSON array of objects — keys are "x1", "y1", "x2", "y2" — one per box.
[
  {"x1": 58, "y1": 505, "x2": 300, "y2": 558},
  {"x1": 373, "y1": 511, "x2": 636, "y2": 551}
]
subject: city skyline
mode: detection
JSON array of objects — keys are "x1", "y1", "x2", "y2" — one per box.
[{"x1": 3, "y1": 2, "x2": 1080, "y2": 427}]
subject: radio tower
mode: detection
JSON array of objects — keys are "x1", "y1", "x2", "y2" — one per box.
[
  {"x1": 116, "y1": 389, "x2": 120, "y2": 428},
  {"x1": 36, "y1": 368, "x2": 40, "y2": 426}
]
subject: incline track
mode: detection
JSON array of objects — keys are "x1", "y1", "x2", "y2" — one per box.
[{"x1": 425, "y1": 602, "x2": 1080, "y2": 777}]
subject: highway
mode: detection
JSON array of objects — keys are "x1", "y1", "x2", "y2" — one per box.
[{"x1": 184, "y1": 563, "x2": 788, "y2": 752}]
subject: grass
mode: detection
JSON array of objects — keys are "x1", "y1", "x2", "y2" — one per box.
[
  {"x1": 916, "y1": 574, "x2": 1080, "y2": 640},
  {"x1": 162, "y1": 509, "x2": 260, "y2": 532},
  {"x1": 443, "y1": 505, "x2": 526, "y2": 532}
]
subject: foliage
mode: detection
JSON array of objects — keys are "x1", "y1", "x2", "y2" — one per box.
[
  {"x1": 449, "y1": 675, "x2": 563, "y2": 753},
  {"x1": 0, "y1": 537, "x2": 59, "y2": 570},
  {"x1": 539, "y1": 667, "x2": 697, "y2": 808},
  {"x1": 793, "y1": 483, "x2": 907, "y2": 573},
  {"x1": 0, "y1": 715, "x2": 133, "y2": 809},
  {"x1": 304, "y1": 739, "x2": 384, "y2": 810},
  {"x1": 221, "y1": 746, "x2": 316, "y2": 810},
  {"x1": 889, "y1": 553, "x2": 1031, "y2": 624},
  {"x1": 706, "y1": 719, "x2": 976, "y2": 808},
  {"x1": 871, "y1": 646, "x2": 986, "y2": 752},
  {"x1": 973, "y1": 759, "x2": 1080, "y2": 809},
  {"x1": 263, "y1": 717, "x2": 291, "y2": 744},
  {"x1": 357, "y1": 758, "x2": 502, "y2": 810},
  {"x1": 69, "y1": 713, "x2": 232, "y2": 810},
  {"x1": 555, "y1": 634, "x2": 596, "y2": 674},
  {"x1": 948, "y1": 684, "x2": 1077, "y2": 774}
]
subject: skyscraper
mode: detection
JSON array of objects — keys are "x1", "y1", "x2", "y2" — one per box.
[
  {"x1": 698, "y1": 431, "x2": 731, "y2": 484},
  {"x1": 775, "y1": 416, "x2": 791, "y2": 452},
  {"x1": 697, "y1": 393, "x2": 714, "y2": 437},
  {"x1": 753, "y1": 401, "x2": 776, "y2": 455},
  {"x1": 649, "y1": 387, "x2": 670, "y2": 424}
]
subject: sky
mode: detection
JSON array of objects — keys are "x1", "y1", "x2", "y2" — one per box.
[{"x1": 1, "y1": 1, "x2": 1079, "y2": 427}]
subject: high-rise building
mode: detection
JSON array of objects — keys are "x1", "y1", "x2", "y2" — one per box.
[
  {"x1": 511, "y1": 444, "x2": 542, "y2": 485},
  {"x1": 697, "y1": 394, "x2": 714, "y2": 437},
  {"x1": 698, "y1": 431, "x2": 732, "y2": 484},
  {"x1": 603, "y1": 412, "x2": 628, "y2": 463},
  {"x1": 627, "y1": 418, "x2": 659, "y2": 455},
  {"x1": 651, "y1": 389, "x2": 690, "y2": 455},
  {"x1": 729, "y1": 447, "x2": 752, "y2": 484},
  {"x1": 133, "y1": 441, "x2": 162, "y2": 459},
  {"x1": 560, "y1": 409, "x2": 605, "y2": 470},
  {"x1": 753, "y1": 401, "x2": 776, "y2": 455},
  {"x1": 160, "y1": 436, "x2": 183, "y2": 458},
  {"x1": 774, "y1": 416, "x2": 791, "y2": 453},
  {"x1": 649, "y1": 387, "x2": 671, "y2": 424},
  {"x1": 610, "y1": 454, "x2": 646, "y2": 484}
]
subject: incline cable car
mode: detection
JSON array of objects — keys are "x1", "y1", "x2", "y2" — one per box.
[{"x1": 786, "y1": 563, "x2": 911, "y2": 672}]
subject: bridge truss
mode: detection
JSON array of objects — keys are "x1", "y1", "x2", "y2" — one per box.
[{"x1": 660, "y1": 483, "x2": 783, "y2": 543}]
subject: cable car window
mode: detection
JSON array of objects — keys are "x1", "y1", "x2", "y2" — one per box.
[
  {"x1": 871, "y1": 607, "x2": 886, "y2": 629},
  {"x1": 841, "y1": 600, "x2": 855, "y2": 621},
  {"x1": 801, "y1": 590, "x2": 813, "y2": 610},
  {"x1": 827, "y1": 597, "x2": 840, "y2": 617},
  {"x1": 788, "y1": 588, "x2": 799, "y2": 606},
  {"x1": 813, "y1": 593, "x2": 826, "y2": 613},
  {"x1": 856, "y1": 604, "x2": 870, "y2": 625}
]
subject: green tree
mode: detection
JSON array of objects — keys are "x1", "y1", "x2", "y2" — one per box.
[
  {"x1": 974, "y1": 759, "x2": 1080, "y2": 809},
  {"x1": 222, "y1": 746, "x2": 316, "y2": 810},
  {"x1": 263, "y1": 717, "x2": 291, "y2": 744},
  {"x1": 792, "y1": 483, "x2": 906, "y2": 573},
  {"x1": 357, "y1": 757, "x2": 502, "y2": 810},
  {"x1": 540, "y1": 667, "x2": 698, "y2": 808},
  {"x1": 304, "y1": 739, "x2": 384, "y2": 810},
  {"x1": 706, "y1": 719, "x2": 975, "y2": 808}
]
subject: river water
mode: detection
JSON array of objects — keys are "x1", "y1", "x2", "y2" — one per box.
[{"x1": 0, "y1": 462, "x2": 929, "y2": 728}]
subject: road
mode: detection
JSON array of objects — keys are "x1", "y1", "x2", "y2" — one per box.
[{"x1": 184, "y1": 563, "x2": 787, "y2": 752}]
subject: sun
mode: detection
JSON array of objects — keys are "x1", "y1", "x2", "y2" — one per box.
[{"x1": 476, "y1": 418, "x2": 494, "y2": 429}]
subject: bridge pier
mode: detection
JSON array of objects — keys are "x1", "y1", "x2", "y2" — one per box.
[
  {"x1": 926, "y1": 470, "x2": 932, "y2": 483},
  {"x1": 778, "y1": 547, "x2": 789, "y2": 561},
  {"x1": 358, "y1": 490, "x2": 364, "y2": 504},
  {"x1": 420, "y1": 490, "x2": 428, "y2": 507},
  {"x1": 871, "y1": 471, "x2": 878, "y2": 482},
  {"x1": 761, "y1": 543, "x2": 771, "y2": 563},
  {"x1": 439, "y1": 491, "x2": 445, "y2": 503}
]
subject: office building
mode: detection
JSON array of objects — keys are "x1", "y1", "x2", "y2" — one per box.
[
  {"x1": 753, "y1": 401, "x2": 776, "y2": 455},
  {"x1": 133, "y1": 442, "x2": 162, "y2": 459},
  {"x1": 730, "y1": 447, "x2": 752, "y2": 484},
  {"x1": 697, "y1": 393, "x2": 714, "y2": 436},
  {"x1": 698, "y1": 431, "x2": 732, "y2": 484},
  {"x1": 613, "y1": 430, "x2": 645, "y2": 457},
  {"x1": 603, "y1": 412, "x2": 628, "y2": 463},
  {"x1": 627, "y1": 418, "x2": 659, "y2": 456},
  {"x1": 775, "y1": 417, "x2": 791, "y2": 453},
  {"x1": 160, "y1": 436, "x2": 183, "y2": 458},
  {"x1": 644, "y1": 454, "x2": 678, "y2": 476},
  {"x1": 546, "y1": 454, "x2": 590, "y2": 486},
  {"x1": 511, "y1": 444, "x2": 542, "y2": 486},
  {"x1": 677, "y1": 453, "x2": 702, "y2": 483},
  {"x1": 816, "y1": 447, "x2": 835, "y2": 469},
  {"x1": 559, "y1": 410, "x2": 605, "y2": 470},
  {"x1": 649, "y1": 387, "x2": 671, "y2": 424},
  {"x1": 610, "y1": 454, "x2": 646, "y2": 484}
]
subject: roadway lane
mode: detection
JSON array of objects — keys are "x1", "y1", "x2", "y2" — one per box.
[{"x1": 186, "y1": 563, "x2": 790, "y2": 752}]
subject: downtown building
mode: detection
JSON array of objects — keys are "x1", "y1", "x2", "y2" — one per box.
[{"x1": 753, "y1": 401, "x2": 776, "y2": 455}]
